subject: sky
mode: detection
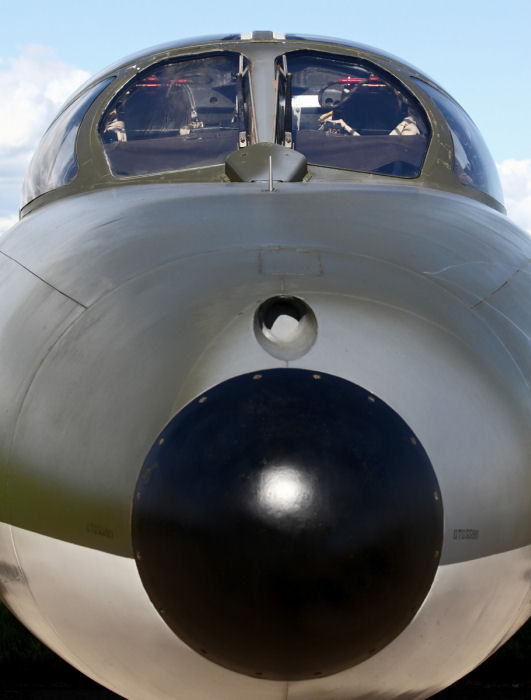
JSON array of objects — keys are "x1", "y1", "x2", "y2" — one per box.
[{"x1": 0, "y1": 0, "x2": 530, "y2": 233}]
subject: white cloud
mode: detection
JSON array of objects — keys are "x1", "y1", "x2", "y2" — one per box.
[
  {"x1": 497, "y1": 159, "x2": 531, "y2": 235},
  {"x1": 0, "y1": 213, "x2": 18, "y2": 235},
  {"x1": 0, "y1": 45, "x2": 89, "y2": 221}
]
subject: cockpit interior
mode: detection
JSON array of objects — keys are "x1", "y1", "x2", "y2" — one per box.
[
  {"x1": 100, "y1": 52, "x2": 250, "y2": 176},
  {"x1": 275, "y1": 51, "x2": 429, "y2": 177}
]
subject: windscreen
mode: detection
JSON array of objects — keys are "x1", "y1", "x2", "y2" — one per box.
[
  {"x1": 276, "y1": 52, "x2": 430, "y2": 177},
  {"x1": 100, "y1": 52, "x2": 249, "y2": 176},
  {"x1": 412, "y1": 78, "x2": 504, "y2": 204},
  {"x1": 22, "y1": 78, "x2": 113, "y2": 207}
]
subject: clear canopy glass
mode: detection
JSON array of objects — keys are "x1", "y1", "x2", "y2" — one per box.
[
  {"x1": 100, "y1": 52, "x2": 249, "y2": 177},
  {"x1": 276, "y1": 52, "x2": 430, "y2": 177},
  {"x1": 22, "y1": 78, "x2": 113, "y2": 207},
  {"x1": 412, "y1": 78, "x2": 503, "y2": 203}
]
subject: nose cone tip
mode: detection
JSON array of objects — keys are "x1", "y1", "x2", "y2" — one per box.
[{"x1": 132, "y1": 369, "x2": 443, "y2": 680}]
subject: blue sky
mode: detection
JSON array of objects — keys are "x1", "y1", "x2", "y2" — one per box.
[{"x1": 1, "y1": 0, "x2": 530, "y2": 230}]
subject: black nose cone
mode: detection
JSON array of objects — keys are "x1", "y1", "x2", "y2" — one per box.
[{"x1": 132, "y1": 369, "x2": 442, "y2": 680}]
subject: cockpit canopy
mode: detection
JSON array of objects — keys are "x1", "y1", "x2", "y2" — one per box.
[{"x1": 20, "y1": 36, "x2": 504, "y2": 212}]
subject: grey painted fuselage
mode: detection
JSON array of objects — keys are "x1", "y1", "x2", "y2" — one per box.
[{"x1": 0, "y1": 32, "x2": 530, "y2": 700}]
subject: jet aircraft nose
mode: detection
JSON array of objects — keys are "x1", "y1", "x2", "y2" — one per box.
[{"x1": 132, "y1": 369, "x2": 443, "y2": 680}]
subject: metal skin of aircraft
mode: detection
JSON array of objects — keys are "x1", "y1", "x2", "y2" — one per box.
[{"x1": 0, "y1": 30, "x2": 530, "y2": 700}]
